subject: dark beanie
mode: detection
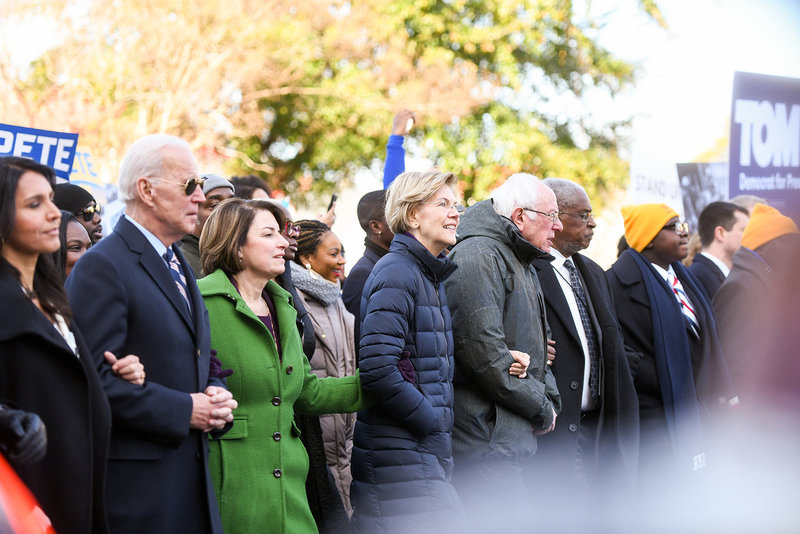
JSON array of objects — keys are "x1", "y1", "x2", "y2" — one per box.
[{"x1": 53, "y1": 183, "x2": 96, "y2": 214}]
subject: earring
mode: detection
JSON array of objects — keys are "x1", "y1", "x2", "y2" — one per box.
[
  {"x1": 305, "y1": 263, "x2": 318, "y2": 280},
  {"x1": 377, "y1": 231, "x2": 382, "y2": 237}
]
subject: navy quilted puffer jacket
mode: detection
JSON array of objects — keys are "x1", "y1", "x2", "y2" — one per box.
[{"x1": 350, "y1": 233, "x2": 465, "y2": 533}]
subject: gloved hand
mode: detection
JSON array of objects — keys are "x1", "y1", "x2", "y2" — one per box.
[{"x1": 0, "y1": 406, "x2": 47, "y2": 466}]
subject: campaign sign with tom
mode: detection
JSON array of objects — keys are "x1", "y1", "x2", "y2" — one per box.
[
  {"x1": 0, "y1": 123, "x2": 79, "y2": 180},
  {"x1": 729, "y1": 71, "x2": 800, "y2": 223}
]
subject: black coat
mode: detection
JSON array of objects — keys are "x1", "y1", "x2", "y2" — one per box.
[
  {"x1": 66, "y1": 217, "x2": 225, "y2": 534},
  {"x1": 0, "y1": 269, "x2": 111, "y2": 534},
  {"x1": 341, "y1": 240, "x2": 386, "y2": 349},
  {"x1": 688, "y1": 253, "x2": 725, "y2": 299},
  {"x1": 606, "y1": 251, "x2": 735, "y2": 467},
  {"x1": 532, "y1": 253, "x2": 639, "y2": 486}
]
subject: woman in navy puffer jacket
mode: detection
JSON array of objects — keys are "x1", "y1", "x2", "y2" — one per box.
[{"x1": 350, "y1": 170, "x2": 466, "y2": 534}]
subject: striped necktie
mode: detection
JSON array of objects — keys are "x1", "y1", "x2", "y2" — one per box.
[
  {"x1": 164, "y1": 248, "x2": 192, "y2": 314},
  {"x1": 667, "y1": 271, "x2": 699, "y2": 338},
  {"x1": 564, "y1": 259, "x2": 600, "y2": 402}
]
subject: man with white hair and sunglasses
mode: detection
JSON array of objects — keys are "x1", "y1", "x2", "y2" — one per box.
[{"x1": 67, "y1": 134, "x2": 237, "y2": 534}]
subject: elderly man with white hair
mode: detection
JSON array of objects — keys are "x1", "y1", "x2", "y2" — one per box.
[
  {"x1": 67, "y1": 134, "x2": 237, "y2": 534},
  {"x1": 443, "y1": 172, "x2": 562, "y2": 528}
]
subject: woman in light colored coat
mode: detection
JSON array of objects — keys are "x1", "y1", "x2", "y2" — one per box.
[{"x1": 291, "y1": 219, "x2": 357, "y2": 515}]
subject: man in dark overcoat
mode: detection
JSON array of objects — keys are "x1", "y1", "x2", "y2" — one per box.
[
  {"x1": 531, "y1": 178, "x2": 639, "y2": 507},
  {"x1": 67, "y1": 134, "x2": 237, "y2": 534}
]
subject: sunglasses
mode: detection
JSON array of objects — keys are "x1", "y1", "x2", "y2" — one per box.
[
  {"x1": 663, "y1": 221, "x2": 690, "y2": 234},
  {"x1": 284, "y1": 221, "x2": 301, "y2": 238},
  {"x1": 76, "y1": 204, "x2": 102, "y2": 222},
  {"x1": 149, "y1": 177, "x2": 206, "y2": 196}
]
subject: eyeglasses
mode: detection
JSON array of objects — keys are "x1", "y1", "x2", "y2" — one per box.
[
  {"x1": 559, "y1": 211, "x2": 594, "y2": 223},
  {"x1": 284, "y1": 221, "x2": 301, "y2": 238},
  {"x1": 523, "y1": 208, "x2": 560, "y2": 224},
  {"x1": 149, "y1": 177, "x2": 206, "y2": 196},
  {"x1": 76, "y1": 203, "x2": 101, "y2": 222},
  {"x1": 663, "y1": 221, "x2": 690, "y2": 234},
  {"x1": 422, "y1": 199, "x2": 465, "y2": 214}
]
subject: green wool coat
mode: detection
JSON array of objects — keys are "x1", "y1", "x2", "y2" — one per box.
[{"x1": 199, "y1": 269, "x2": 366, "y2": 534}]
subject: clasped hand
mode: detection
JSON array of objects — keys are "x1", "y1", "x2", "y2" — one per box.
[{"x1": 190, "y1": 387, "x2": 238, "y2": 432}]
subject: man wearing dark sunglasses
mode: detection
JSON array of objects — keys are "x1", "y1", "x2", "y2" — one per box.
[
  {"x1": 54, "y1": 182, "x2": 104, "y2": 243},
  {"x1": 178, "y1": 173, "x2": 235, "y2": 277},
  {"x1": 66, "y1": 134, "x2": 236, "y2": 534}
]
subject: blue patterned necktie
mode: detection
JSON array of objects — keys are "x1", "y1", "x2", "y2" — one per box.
[
  {"x1": 164, "y1": 248, "x2": 192, "y2": 315},
  {"x1": 564, "y1": 259, "x2": 600, "y2": 402}
]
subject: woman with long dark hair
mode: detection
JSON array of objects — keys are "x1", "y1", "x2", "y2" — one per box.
[{"x1": 0, "y1": 156, "x2": 111, "y2": 534}]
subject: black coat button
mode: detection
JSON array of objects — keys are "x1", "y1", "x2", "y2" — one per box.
[
  {"x1": 273, "y1": 468, "x2": 282, "y2": 478},
  {"x1": 570, "y1": 381, "x2": 579, "y2": 390},
  {"x1": 286, "y1": 366, "x2": 293, "y2": 374},
  {"x1": 569, "y1": 424, "x2": 578, "y2": 432},
  {"x1": 272, "y1": 397, "x2": 281, "y2": 406},
  {"x1": 273, "y1": 432, "x2": 281, "y2": 441}
]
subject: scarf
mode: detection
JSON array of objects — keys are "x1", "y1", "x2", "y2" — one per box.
[
  {"x1": 289, "y1": 261, "x2": 342, "y2": 306},
  {"x1": 627, "y1": 249, "x2": 707, "y2": 470}
]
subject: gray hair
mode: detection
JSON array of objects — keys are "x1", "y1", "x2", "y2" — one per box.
[
  {"x1": 542, "y1": 177, "x2": 587, "y2": 210},
  {"x1": 490, "y1": 172, "x2": 543, "y2": 218},
  {"x1": 118, "y1": 134, "x2": 192, "y2": 204}
]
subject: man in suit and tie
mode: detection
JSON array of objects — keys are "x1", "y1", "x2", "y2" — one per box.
[
  {"x1": 689, "y1": 201, "x2": 749, "y2": 298},
  {"x1": 67, "y1": 134, "x2": 237, "y2": 534},
  {"x1": 531, "y1": 178, "x2": 639, "y2": 504}
]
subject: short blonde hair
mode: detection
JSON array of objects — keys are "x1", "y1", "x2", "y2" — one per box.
[
  {"x1": 200, "y1": 198, "x2": 286, "y2": 277},
  {"x1": 385, "y1": 169, "x2": 458, "y2": 234}
]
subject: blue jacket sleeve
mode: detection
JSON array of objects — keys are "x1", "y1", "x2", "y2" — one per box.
[{"x1": 383, "y1": 135, "x2": 406, "y2": 189}]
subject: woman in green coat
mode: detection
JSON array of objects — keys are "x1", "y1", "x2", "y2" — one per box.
[{"x1": 197, "y1": 198, "x2": 366, "y2": 534}]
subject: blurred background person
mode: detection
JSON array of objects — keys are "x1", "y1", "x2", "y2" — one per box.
[
  {"x1": 341, "y1": 190, "x2": 394, "y2": 348},
  {"x1": 178, "y1": 173, "x2": 235, "y2": 277},
  {"x1": 606, "y1": 204, "x2": 736, "y2": 488},
  {"x1": 714, "y1": 204, "x2": 800, "y2": 404},
  {"x1": 0, "y1": 156, "x2": 112, "y2": 534},
  {"x1": 198, "y1": 198, "x2": 365, "y2": 534},
  {"x1": 230, "y1": 174, "x2": 272, "y2": 200},
  {"x1": 53, "y1": 182, "x2": 103, "y2": 244},
  {"x1": 50, "y1": 210, "x2": 92, "y2": 281},
  {"x1": 290, "y1": 219, "x2": 356, "y2": 515},
  {"x1": 350, "y1": 169, "x2": 466, "y2": 533},
  {"x1": 689, "y1": 201, "x2": 749, "y2": 299}
]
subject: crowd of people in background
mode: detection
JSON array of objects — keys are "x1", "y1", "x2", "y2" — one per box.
[{"x1": 0, "y1": 108, "x2": 798, "y2": 534}]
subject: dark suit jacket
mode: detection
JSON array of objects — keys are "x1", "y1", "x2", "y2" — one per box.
[
  {"x1": 66, "y1": 216, "x2": 224, "y2": 534},
  {"x1": 689, "y1": 253, "x2": 725, "y2": 299},
  {"x1": 0, "y1": 269, "x2": 111, "y2": 534},
  {"x1": 532, "y1": 253, "x2": 638, "y2": 487},
  {"x1": 341, "y1": 242, "x2": 385, "y2": 349}
]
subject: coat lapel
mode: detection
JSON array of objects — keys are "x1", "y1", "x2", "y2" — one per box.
[{"x1": 116, "y1": 218, "x2": 195, "y2": 332}]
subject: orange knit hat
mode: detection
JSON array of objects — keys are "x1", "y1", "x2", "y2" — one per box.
[
  {"x1": 621, "y1": 203, "x2": 680, "y2": 252},
  {"x1": 740, "y1": 203, "x2": 799, "y2": 250}
]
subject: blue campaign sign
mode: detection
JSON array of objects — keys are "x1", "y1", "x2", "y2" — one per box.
[
  {"x1": 729, "y1": 71, "x2": 800, "y2": 223},
  {"x1": 0, "y1": 123, "x2": 80, "y2": 180}
]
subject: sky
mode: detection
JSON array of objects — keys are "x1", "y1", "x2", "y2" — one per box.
[{"x1": 594, "y1": 0, "x2": 800, "y2": 164}]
